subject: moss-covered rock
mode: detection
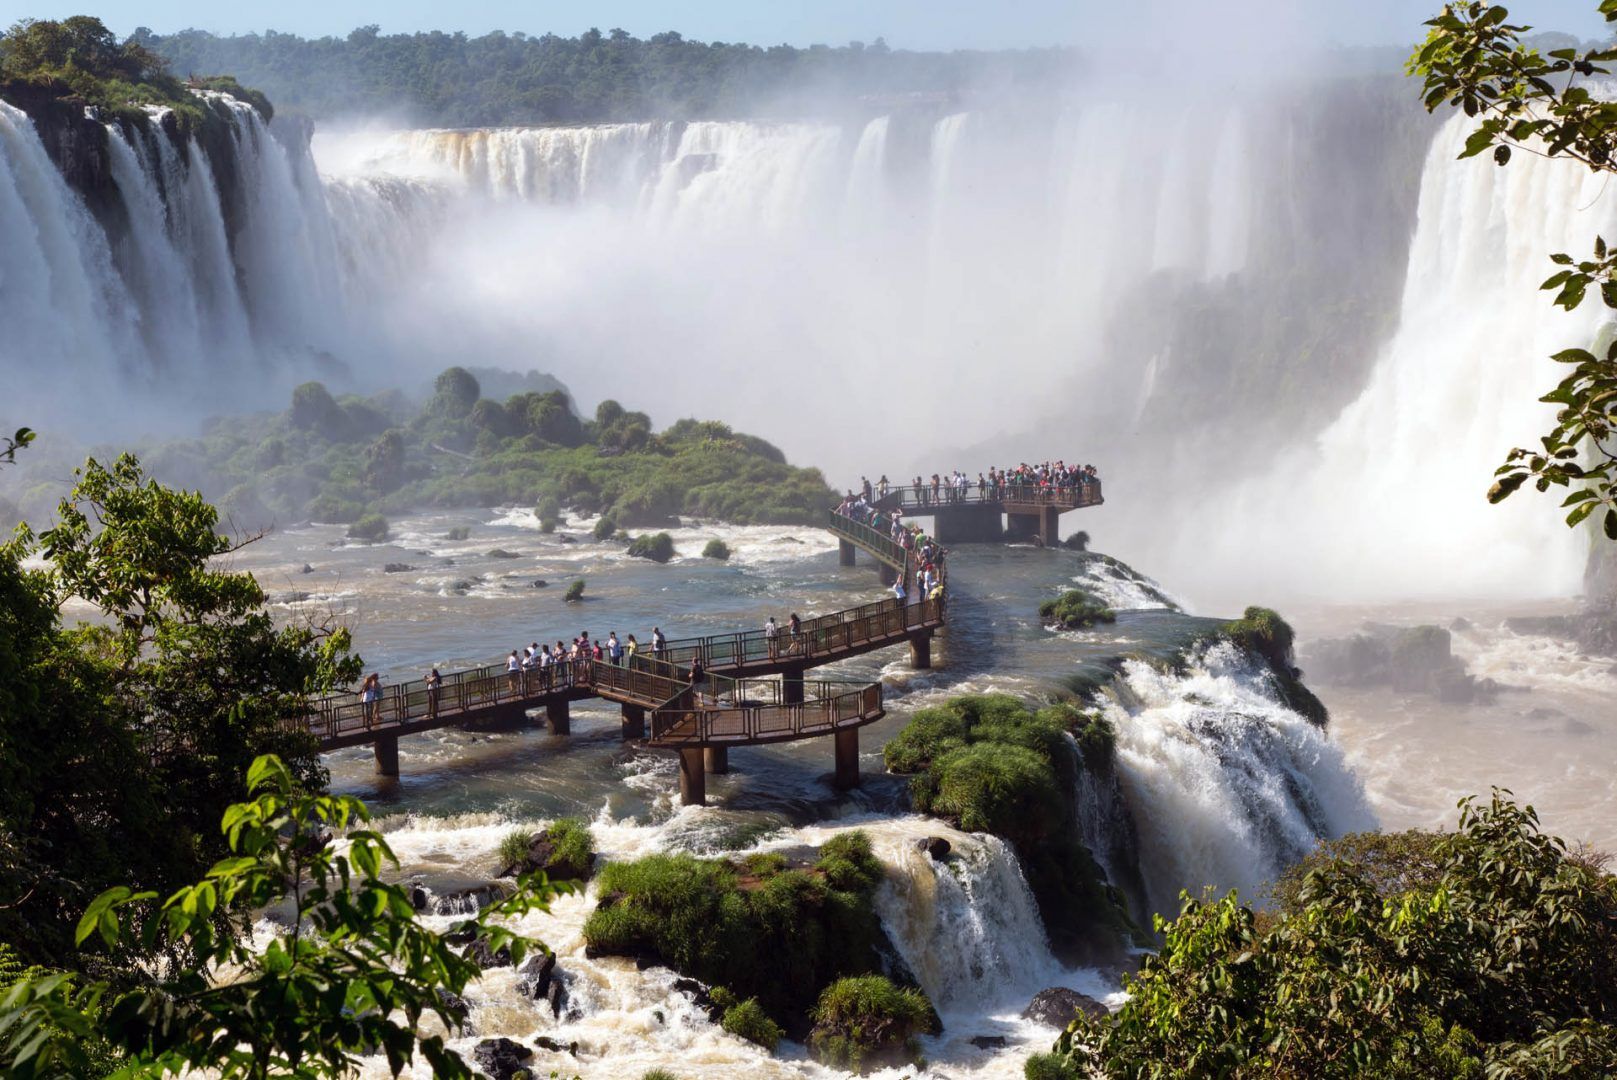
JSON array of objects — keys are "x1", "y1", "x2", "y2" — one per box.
[
  {"x1": 627, "y1": 532, "x2": 676, "y2": 563},
  {"x1": 592, "y1": 515, "x2": 617, "y2": 540},
  {"x1": 346, "y1": 513, "x2": 389, "y2": 542},
  {"x1": 497, "y1": 818, "x2": 594, "y2": 881},
  {"x1": 884, "y1": 695, "x2": 1136, "y2": 962},
  {"x1": 581, "y1": 831, "x2": 898, "y2": 1036},
  {"x1": 1039, "y1": 588, "x2": 1116, "y2": 629},
  {"x1": 807, "y1": 975, "x2": 939, "y2": 1074},
  {"x1": 1215, "y1": 607, "x2": 1329, "y2": 726}
]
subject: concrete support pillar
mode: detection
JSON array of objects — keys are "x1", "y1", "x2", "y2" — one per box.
[
  {"x1": 838, "y1": 539, "x2": 857, "y2": 567},
  {"x1": 1006, "y1": 512, "x2": 1038, "y2": 542},
  {"x1": 621, "y1": 704, "x2": 645, "y2": 740},
  {"x1": 678, "y1": 748, "x2": 707, "y2": 806},
  {"x1": 782, "y1": 669, "x2": 805, "y2": 705},
  {"x1": 704, "y1": 746, "x2": 729, "y2": 774},
  {"x1": 833, "y1": 728, "x2": 860, "y2": 790},
  {"x1": 546, "y1": 700, "x2": 571, "y2": 735},
  {"x1": 909, "y1": 632, "x2": 932, "y2": 670},
  {"x1": 373, "y1": 734, "x2": 399, "y2": 777},
  {"x1": 1042, "y1": 506, "x2": 1061, "y2": 547},
  {"x1": 879, "y1": 562, "x2": 898, "y2": 587}
]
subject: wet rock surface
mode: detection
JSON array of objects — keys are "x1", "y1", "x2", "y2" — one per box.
[{"x1": 1022, "y1": 986, "x2": 1108, "y2": 1028}]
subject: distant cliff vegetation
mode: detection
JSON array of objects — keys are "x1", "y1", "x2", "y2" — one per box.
[
  {"x1": 129, "y1": 25, "x2": 1073, "y2": 125},
  {"x1": 139, "y1": 366, "x2": 837, "y2": 528},
  {"x1": 0, "y1": 16, "x2": 270, "y2": 128}
]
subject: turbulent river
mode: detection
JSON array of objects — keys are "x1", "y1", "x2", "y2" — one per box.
[{"x1": 226, "y1": 509, "x2": 1380, "y2": 1077}]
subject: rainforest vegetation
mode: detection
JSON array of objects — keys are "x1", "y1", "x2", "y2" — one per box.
[{"x1": 124, "y1": 366, "x2": 837, "y2": 532}]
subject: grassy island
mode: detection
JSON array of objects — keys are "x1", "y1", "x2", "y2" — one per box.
[
  {"x1": 884, "y1": 694, "x2": 1137, "y2": 962},
  {"x1": 582, "y1": 831, "x2": 934, "y2": 1062},
  {"x1": 1039, "y1": 587, "x2": 1117, "y2": 629},
  {"x1": 138, "y1": 367, "x2": 837, "y2": 531}
]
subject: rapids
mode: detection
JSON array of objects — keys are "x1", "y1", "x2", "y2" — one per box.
[{"x1": 226, "y1": 509, "x2": 1366, "y2": 1076}]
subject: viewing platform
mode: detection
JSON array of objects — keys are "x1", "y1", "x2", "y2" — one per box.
[
  {"x1": 293, "y1": 512, "x2": 944, "y2": 805},
  {"x1": 863, "y1": 481, "x2": 1102, "y2": 546}
]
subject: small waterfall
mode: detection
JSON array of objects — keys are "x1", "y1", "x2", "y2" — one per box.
[
  {"x1": 869, "y1": 821, "x2": 1059, "y2": 1013},
  {"x1": 1098, "y1": 640, "x2": 1376, "y2": 916}
]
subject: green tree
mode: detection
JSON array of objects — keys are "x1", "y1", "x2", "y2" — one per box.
[
  {"x1": 1, "y1": 455, "x2": 359, "y2": 967},
  {"x1": 0, "y1": 755, "x2": 567, "y2": 1078},
  {"x1": 361, "y1": 429, "x2": 405, "y2": 493},
  {"x1": 1409, "y1": 1, "x2": 1617, "y2": 539},
  {"x1": 1033, "y1": 791, "x2": 1617, "y2": 1079},
  {"x1": 429, "y1": 367, "x2": 481, "y2": 419}
]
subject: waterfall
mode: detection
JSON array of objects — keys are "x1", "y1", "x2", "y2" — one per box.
[
  {"x1": 1096, "y1": 640, "x2": 1375, "y2": 916},
  {"x1": 1174, "y1": 112, "x2": 1610, "y2": 602},
  {"x1": 0, "y1": 93, "x2": 363, "y2": 429},
  {"x1": 0, "y1": 100, "x2": 141, "y2": 401}
]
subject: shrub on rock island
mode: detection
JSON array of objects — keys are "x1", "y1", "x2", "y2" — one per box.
[
  {"x1": 718, "y1": 994, "x2": 784, "y2": 1051},
  {"x1": 497, "y1": 818, "x2": 594, "y2": 881},
  {"x1": 564, "y1": 580, "x2": 586, "y2": 603},
  {"x1": 884, "y1": 695, "x2": 1136, "y2": 962},
  {"x1": 581, "y1": 831, "x2": 896, "y2": 1033},
  {"x1": 627, "y1": 532, "x2": 676, "y2": 563},
  {"x1": 702, "y1": 538, "x2": 731, "y2": 560},
  {"x1": 1213, "y1": 606, "x2": 1328, "y2": 727},
  {"x1": 593, "y1": 515, "x2": 617, "y2": 541},
  {"x1": 807, "y1": 975, "x2": 939, "y2": 1074},
  {"x1": 346, "y1": 512, "x2": 389, "y2": 542},
  {"x1": 1039, "y1": 588, "x2": 1115, "y2": 629}
]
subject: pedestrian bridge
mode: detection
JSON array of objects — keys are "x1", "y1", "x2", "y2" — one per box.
[
  {"x1": 293, "y1": 511, "x2": 942, "y2": 804},
  {"x1": 869, "y1": 480, "x2": 1102, "y2": 545}
]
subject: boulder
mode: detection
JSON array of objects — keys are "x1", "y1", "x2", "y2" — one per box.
[
  {"x1": 533, "y1": 1035, "x2": 578, "y2": 1055},
  {"x1": 557, "y1": 534, "x2": 577, "y2": 544},
  {"x1": 299, "y1": 563, "x2": 315, "y2": 574},
  {"x1": 515, "y1": 951, "x2": 557, "y2": 1004},
  {"x1": 487, "y1": 548, "x2": 522, "y2": 559},
  {"x1": 408, "y1": 885, "x2": 429, "y2": 911},
  {"x1": 530, "y1": 579, "x2": 548, "y2": 589},
  {"x1": 498, "y1": 825, "x2": 594, "y2": 882},
  {"x1": 471, "y1": 1037, "x2": 532, "y2": 1080},
  {"x1": 461, "y1": 938, "x2": 513, "y2": 969},
  {"x1": 383, "y1": 563, "x2": 415, "y2": 573},
  {"x1": 969, "y1": 1035, "x2": 1009, "y2": 1049},
  {"x1": 1022, "y1": 987, "x2": 1108, "y2": 1029},
  {"x1": 915, "y1": 836, "x2": 951, "y2": 861}
]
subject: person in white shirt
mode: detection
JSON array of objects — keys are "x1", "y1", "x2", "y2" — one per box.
[
  {"x1": 507, "y1": 650, "x2": 521, "y2": 691},
  {"x1": 765, "y1": 616, "x2": 779, "y2": 658}
]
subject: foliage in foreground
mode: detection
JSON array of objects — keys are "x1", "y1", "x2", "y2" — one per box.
[
  {"x1": 1038, "y1": 587, "x2": 1116, "y2": 629},
  {"x1": 581, "y1": 831, "x2": 894, "y2": 1031},
  {"x1": 883, "y1": 694, "x2": 1136, "y2": 960},
  {"x1": 808, "y1": 974, "x2": 938, "y2": 1074},
  {"x1": 0, "y1": 454, "x2": 358, "y2": 967},
  {"x1": 1030, "y1": 791, "x2": 1617, "y2": 1079},
  {"x1": 1408, "y1": 1, "x2": 1617, "y2": 541},
  {"x1": 0, "y1": 755, "x2": 568, "y2": 1079}
]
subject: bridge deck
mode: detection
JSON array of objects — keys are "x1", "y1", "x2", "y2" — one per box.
[
  {"x1": 301, "y1": 592, "x2": 940, "y2": 752},
  {"x1": 872, "y1": 481, "x2": 1102, "y2": 515}
]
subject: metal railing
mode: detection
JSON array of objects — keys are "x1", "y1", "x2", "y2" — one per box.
[
  {"x1": 649, "y1": 679, "x2": 884, "y2": 744},
  {"x1": 868, "y1": 480, "x2": 1102, "y2": 512},
  {"x1": 295, "y1": 501, "x2": 952, "y2": 749}
]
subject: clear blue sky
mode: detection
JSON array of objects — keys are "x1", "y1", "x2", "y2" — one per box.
[{"x1": 8, "y1": 0, "x2": 1612, "y2": 51}]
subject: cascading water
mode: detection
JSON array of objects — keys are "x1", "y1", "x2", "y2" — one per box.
[
  {"x1": 1096, "y1": 640, "x2": 1375, "y2": 916},
  {"x1": 0, "y1": 93, "x2": 369, "y2": 427},
  {"x1": 1171, "y1": 112, "x2": 1610, "y2": 603}
]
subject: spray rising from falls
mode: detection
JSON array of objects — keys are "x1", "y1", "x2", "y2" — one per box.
[{"x1": 1170, "y1": 113, "x2": 1610, "y2": 602}]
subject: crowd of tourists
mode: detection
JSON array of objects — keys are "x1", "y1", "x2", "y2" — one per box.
[
  {"x1": 832, "y1": 493, "x2": 948, "y2": 603},
  {"x1": 350, "y1": 484, "x2": 972, "y2": 725},
  {"x1": 852, "y1": 461, "x2": 1100, "y2": 507}
]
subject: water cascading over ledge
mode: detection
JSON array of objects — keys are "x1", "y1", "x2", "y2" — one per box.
[{"x1": 0, "y1": 88, "x2": 354, "y2": 425}]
